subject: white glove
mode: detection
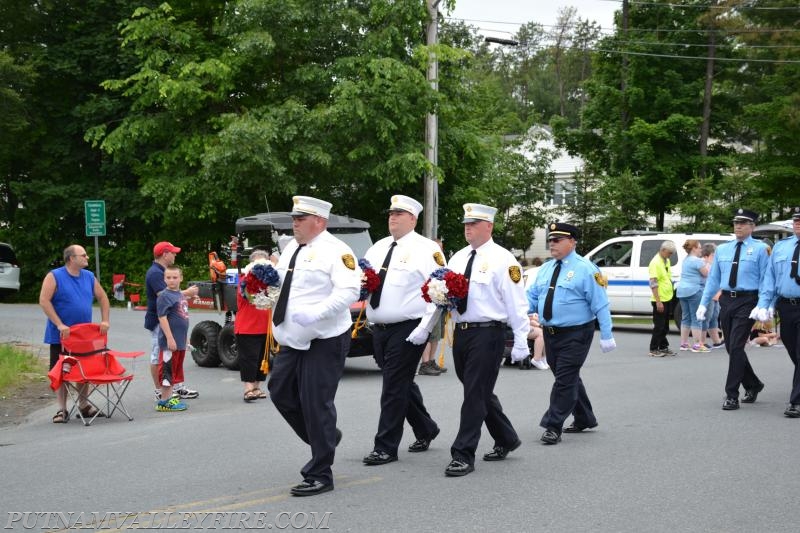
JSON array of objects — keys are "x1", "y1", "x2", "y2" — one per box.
[
  {"x1": 406, "y1": 326, "x2": 431, "y2": 345},
  {"x1": 767, "y1": 307, "x2": 774, "y2": 321},
  {"x1": 510, "y1": 345, "x2": 530, "y2": 363},
  {"x1": 748, "y1": 307, "x2": 760, "y2": 320},
  {"x1": 292, "y1": 310, "x2": 321, "y2": 327},
  {"x1": 696, "y1": 305, "x2": 707, "y2": 321},
  {"x1": 756, "y1": 308, "x2": 770, "y2": 323},
  {"x1": 600, "y1": 338, "x2": 617, "y2": 353}
]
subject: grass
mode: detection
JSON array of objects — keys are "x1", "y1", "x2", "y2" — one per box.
[{"x1": 0, "y1": 344, "x2": 48, "y2": 394}]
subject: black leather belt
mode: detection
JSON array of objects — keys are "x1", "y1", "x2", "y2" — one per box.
[
  {"x1": 372, "y1": 319, "x2": 419, "y2": 330},
  {"x1": 778, "y1": 297, "x2": 800, "y2": 306},
  {"x1": 543, "y1": 322, "x2": 594, "y2": 335},
  {"x1": 721, "y1": 290, "x2": 758, "y2": 298},
  {"x1": 455, "y1": 321, "x2": 505, "y2": 330}
]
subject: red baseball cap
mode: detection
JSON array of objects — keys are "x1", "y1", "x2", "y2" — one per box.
[{"x1": 153, "y1": 241, "x2": 181, "y2": 256}]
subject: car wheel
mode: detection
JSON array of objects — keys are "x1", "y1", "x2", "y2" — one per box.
[
  {"x1": 218, "y1": 323, "x2": 239, "y2": 370},
  {"x1": 190, "y1": 320, "x2": 222, "y2": 367}
]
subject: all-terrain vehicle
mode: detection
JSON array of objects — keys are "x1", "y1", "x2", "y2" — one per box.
[{"x1": 188, "y1": 212, "x2": 374, "y2": 369}]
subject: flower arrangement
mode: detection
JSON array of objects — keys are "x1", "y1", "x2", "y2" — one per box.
[
  {"x1": 358, "y1": 258, "x2": 381, "y2": 301},
  {"x1": 239, "y1": 261, "x2": 281, "y2": 310},
  {"x1": 421, "y1": 268, "x2": 469, "y2": 310}
]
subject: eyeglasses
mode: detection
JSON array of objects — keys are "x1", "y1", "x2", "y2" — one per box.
[{"x1": 73, "y1": 253, "x2": 89, "y2": 258}]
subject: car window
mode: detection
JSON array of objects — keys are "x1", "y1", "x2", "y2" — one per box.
[
  {"x1": 640, "y1": 240, "x2": 677, "y2": 267},
  {"x1": 0, "y1": 244, "x2": 17, "y2": 264},
  {"x1": 590, "y1": 241, "x2": 633, "y2": 267}
]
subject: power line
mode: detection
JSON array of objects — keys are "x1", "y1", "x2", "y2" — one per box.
[{"x1": 617, "y1": 0, "x2": 800, "y2": 10}]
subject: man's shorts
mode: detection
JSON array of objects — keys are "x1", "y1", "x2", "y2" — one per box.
[{"x1": 149, "y1": 325, "x2": 161, "y2": 365}]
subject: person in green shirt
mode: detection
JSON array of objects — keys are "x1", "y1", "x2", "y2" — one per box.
[{"x1": 648, "y1": 241, "x2": 677, "y2": 357}]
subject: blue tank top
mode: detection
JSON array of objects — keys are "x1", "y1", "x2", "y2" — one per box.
[{"x1": 43, "y1": 267, "x2": 95, "y2": 344}]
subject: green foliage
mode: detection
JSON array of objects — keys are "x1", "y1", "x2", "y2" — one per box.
[{"x1": 0, "y1": 344, "x2": 47, "y2": 394}]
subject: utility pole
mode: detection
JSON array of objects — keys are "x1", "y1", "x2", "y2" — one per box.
[{"x1": 423, "y1": 0, "x2": 441, "y2": 240}]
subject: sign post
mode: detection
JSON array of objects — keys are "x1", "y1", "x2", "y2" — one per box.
[{"x1": 84, "y1": 200, "x2": 106, "y2": 281}]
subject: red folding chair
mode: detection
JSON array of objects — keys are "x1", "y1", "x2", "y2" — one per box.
[{"x1": 47, "y1": 323, "x2": 144, "y2": 426}]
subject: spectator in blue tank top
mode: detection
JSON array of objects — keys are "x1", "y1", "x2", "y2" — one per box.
[
  {"x1": 677, "y1": 240, "x2": 709, "y2": 352},
  {"x1": 39, "y1": 244, "x2": 110, "y2": 424}
]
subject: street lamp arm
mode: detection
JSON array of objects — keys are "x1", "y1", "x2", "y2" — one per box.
[{"x1": 484, "y1": 37, "x2": 520, "y2": 46}]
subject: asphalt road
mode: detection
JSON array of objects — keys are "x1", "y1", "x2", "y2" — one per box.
[{"x1": 1, "y1": 303, "x2": 798, "y2": 532}]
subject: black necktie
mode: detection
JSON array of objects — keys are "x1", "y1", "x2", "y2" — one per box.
[
  {"x1": 456, "y1": 250, "x2": 476, "y2": 314},
  {"x1": 728, "y1": 241, "x2": 743, "y2": 289},
  {"x1": 272, "y1": 244, "x2": 305, "y2": 325},
  {"x1": 370, "y1": 241, "x2": 397, "y2": 308},
  {"x1": 543, "y1": 260, "x2": 562, "y2": 321},
  {"x1": 791, "y1": 241, "x2": 800, "y2": 285}
]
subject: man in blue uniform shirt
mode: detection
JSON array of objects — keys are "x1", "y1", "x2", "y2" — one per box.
[
  {"x1": 758, "y1": 206, "x2": 800, "y2": 418},
  {"x1": 697, "y1": 208, "x2": 771, "y2": 411},
  {"x1": 527, "y1": 222, "x2": 616, "y2": 445}
]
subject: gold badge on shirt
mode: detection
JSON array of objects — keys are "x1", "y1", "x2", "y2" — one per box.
[
  {"x1": 594, "y1": 272, "x2": 608, "y2": 288},
  {"x1": 342, "y1": 254, "x2": 356, "y2": 270},
  {"x1": 509, "y1": 266, "x2": 522, "y2": 283},
  {"x1": 434, "y1": 251, "x2": 445, "y2": 266}
]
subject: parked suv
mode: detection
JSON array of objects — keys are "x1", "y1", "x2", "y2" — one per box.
[
  {"x1": 0, "y1": 243, "x2": 21, "y2": 298},
  {"x1": 584, "y1": 232, "x2": 734, "y2": 326}
]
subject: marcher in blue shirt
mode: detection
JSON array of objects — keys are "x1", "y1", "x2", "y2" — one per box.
[
  {"x1": 758, "y1": 206, "x2": 800, "y2": 418},
  {"x1": 527, "y1": 222, "x2": 616, "y2": 445},
  {"x1": 697, "y1": 209, "x2": 771, "y2": 411}
]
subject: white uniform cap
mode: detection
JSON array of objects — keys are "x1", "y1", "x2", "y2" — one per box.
[
  {"x1": 290, "y1": 195, "x2": 332, "y2": 219},
  {"x1": 389, "y1": 195, "x2": 423, "y2": 217},
  {"x1": 462, "y1": 203, "x2": 497, "y2": 223}
]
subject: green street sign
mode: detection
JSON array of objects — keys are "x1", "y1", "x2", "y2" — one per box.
[{"x1": 85, "y1": 200, "x2": 106, "y2": 237}]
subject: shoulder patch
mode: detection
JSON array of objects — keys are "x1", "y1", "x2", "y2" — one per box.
[
  {"x1": 509, "y1": 265, "x2": 522, "y2": 283},
  {"x1": 342, "y1": 254, "x2": 356, "y2": 270},
  {"x1": 433, "y1": 251, "x2": 445, "y2": 267},
  {"x1": 594, "y1": 272, "x2": 608, "y2": 288}
]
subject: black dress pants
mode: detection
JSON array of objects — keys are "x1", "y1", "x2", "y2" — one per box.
[
  {"x1": 719, "y1": 293, "x2": 761, "y2": 398},
  {"x1": 372, "y1": 319, "x2": 439, "y2": 455},
  {"x1": 268, "y1": 330, "x2": 350, "y2": 486}
]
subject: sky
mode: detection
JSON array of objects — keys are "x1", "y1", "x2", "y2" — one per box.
[{"x1": 446, "y1": 0, "x2": 620, "y2": 40}]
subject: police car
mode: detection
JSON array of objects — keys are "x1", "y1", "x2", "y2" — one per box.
[{"x1": 583, "y1": 232, "x2": 733, "y2": 326}]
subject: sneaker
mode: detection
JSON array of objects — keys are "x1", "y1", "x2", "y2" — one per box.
[
  {"x1": 531, "y1": 358, "x2": 549, "y2": 370},
  {"x1": 156, "y1": 397, "x2": 187, "y2": 412},
  {"x1": 691, "y1": 343, "x2": 710, "y2": 353},
  {"x1": 679, "y1": 343, "x2": 690, "y2": 351},
  {"x1": 712, "y1": 342, "x2": 725, "y2": 350},
  {"x1": 660, "y1": 348, "x2": 677, "y2": 356},
  {"x1": 174, "y1": 387, "x2": 199, "y2": 399},
  {"x1": 418, "y1": 361, "x2": 441, "y2": 376},
  {"x1": 649, "y1": 350, "x2": 666, "y2": 357},
  {"x1": 431, "y1": 361, "x2": 448, "y2": 373}
]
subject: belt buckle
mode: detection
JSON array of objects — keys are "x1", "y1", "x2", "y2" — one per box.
[
  {"x1": 546, "y1": 326, "x2": 555, "y2": 335},
  {"x1": 791, "y1": 298, "x2": 798, "y2": 306},
  {"x1": 459, "y1": 322, "x2": 469, "y2": 330},
  {"x1": 729, "y1": 290, "x2": 737, "y2": 298}
]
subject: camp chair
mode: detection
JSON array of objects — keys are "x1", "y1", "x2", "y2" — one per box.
[{"x1": 47, "y1": 323, "x2": 144, "y2": 426}]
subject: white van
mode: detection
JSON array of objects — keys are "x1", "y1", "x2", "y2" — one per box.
[{"x1": 583, "y1": 232, "x2": 734, "y2": 324}]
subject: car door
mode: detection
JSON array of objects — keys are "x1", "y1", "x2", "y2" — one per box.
[{"x1": 586, "y1": 239, "x2": 634, "y2": 314}]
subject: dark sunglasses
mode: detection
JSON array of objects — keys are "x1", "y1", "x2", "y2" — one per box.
[{"x1": 547, "y1": 237, "x2": 568, "y2": 243}]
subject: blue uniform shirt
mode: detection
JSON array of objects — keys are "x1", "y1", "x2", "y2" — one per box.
[
  {"x1": 526, "y1": 250, "x2": 613, "y2": 340},
  {"x1": 700, "y1": 236, "x2": 770, "y2": 307},
  {"x1": 761, "y1": 235, "x2": 800, "y2": 305}
]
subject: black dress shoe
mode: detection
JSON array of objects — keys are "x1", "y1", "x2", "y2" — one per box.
[
  {"x1": 563, "y1": 422, "x2": 598, "y2": 433},
  {"x1": 482, "y1": 439, "x2": 522, "y2": 461},
  {"x1": 742, "y1": 383, "x2": 764, "y2": 403},
  {"x1": 784, "y1": 404, "x2": 800, "y2": 418},
  {"x1": 540, "y1": 429, "x2": 562, "y2": 445},
  {"x1": 444, "y1": 459, "x2": 474, "y2": 477},
  {"x1": 722, "y1": 397, "x2": 740, "y2": 410},
  {"x1": 408, "y1": 427, "x2": 440, "y2": 453},
  {"x1": 362, "y1": 450, "x2": 398, "y2": 465},
  {"x1": 290, "y1": 480, "x2": 333, "y2": 497},
  {"x1": 335, "y1": 428, "x2": 343, "y2": 446}
]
